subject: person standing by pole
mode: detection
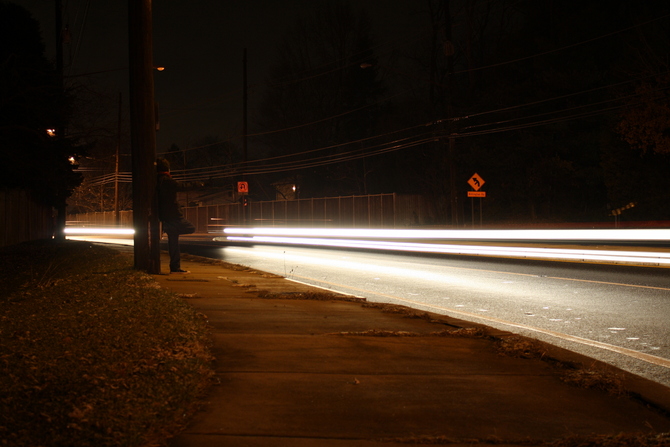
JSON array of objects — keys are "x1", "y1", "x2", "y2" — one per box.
[{"x1": 155, "y1": 157, "x2": 195, "y2": 274}]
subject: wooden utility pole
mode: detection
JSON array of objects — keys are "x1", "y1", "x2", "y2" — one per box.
[
  {"x1": 53, "y1": 0, "x2": 66, "y2": 240},
  {"x1": 242, "y1": 48, "x2": 249, "y2": 225},
  {"x1": 128, "y1": 0, "x2": 160, "y2": 273},
  {"x1": 444, "y1": 0, "x2": 459, "y2": 226},
  {"x1": 243, "y1": 48, "x2": 248, "y2": 169},
  {"x1": 115, "y1": 93, "x2": 122, "y2": 225}
]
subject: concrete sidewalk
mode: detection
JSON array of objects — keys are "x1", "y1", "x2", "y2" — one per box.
[{"x1": 151, "y1": 253, "x2": 670, "y2": 447}]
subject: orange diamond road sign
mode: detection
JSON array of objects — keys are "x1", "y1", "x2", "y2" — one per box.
[
  {"x1": 468, "y1": 173, "x2": 485, "y2": 191},
  {"x1": 237, "y1": 181, "x2": 249, "y2": 194}
]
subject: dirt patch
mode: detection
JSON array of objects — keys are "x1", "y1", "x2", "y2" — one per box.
[{"x1": 256, "y1": 290, "x2": 363, "y2": 302}]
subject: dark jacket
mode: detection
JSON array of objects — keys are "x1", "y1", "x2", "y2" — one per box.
[{"x1": 156, "y1": 172, "x2": 183, "y2": 222}]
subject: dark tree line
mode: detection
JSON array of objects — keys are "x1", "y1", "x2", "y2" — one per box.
[
  {"x1": 0, "y1": 1, "x2": 84, "y2": 209},
  {"x1": 17, "y1": 0, "x2": 667, "y2": 225},
  {"x1": 256, "y1": 2, "x2": 383, "y2": 198},
  {"x1": 255, "y1": 0, "x2": 670, "y2": 225}
]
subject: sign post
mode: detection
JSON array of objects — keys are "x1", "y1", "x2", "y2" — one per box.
[
  {"x1": 467, "y1": 173, "x2": 485, "y2": 228},
  {"x1": 237, "y1": 181, "x2": 249, "y2": 225}
]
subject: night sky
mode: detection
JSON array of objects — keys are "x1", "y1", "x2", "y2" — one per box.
[
  {"x1": 13, "y1": 0, "x2": 425, "y2": 152},
  {"x1": 13, "y1": 0, "x2": 670, "y2": 223}
]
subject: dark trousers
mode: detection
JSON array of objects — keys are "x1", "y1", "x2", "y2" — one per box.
[{"x1": 162, "y1": 218, "x2": 195, "y2": 272}]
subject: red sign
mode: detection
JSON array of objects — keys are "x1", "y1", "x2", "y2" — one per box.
[
  {"x1": 467, "y1": 191, "x2": 486, "y2": 198},
  {"x1": 237, "y1": 181, "x2": 249, "y2": 194}
]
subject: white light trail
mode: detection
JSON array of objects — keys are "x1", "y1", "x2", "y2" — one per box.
[
  {"x1": 223, "y1": 227, "x2": 670, "y2": 241},
  {"x1": 222, "y1": 227, "x2": 670, "y2": 266},
  {"x1": 64, "y1": 227, "x2": 135, "y2": 235}
]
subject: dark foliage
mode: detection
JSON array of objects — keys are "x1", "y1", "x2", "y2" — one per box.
[{"x1": 0, "y1": 1, "x2": 84, "y2": 207}]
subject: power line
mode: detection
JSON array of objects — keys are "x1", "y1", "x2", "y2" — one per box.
[
  {"x1": 165, "y1": 82, "x2": 663, "y2": 182},
  {"x1": 85, "y1": 6, "x2": 670, "y2": 186}
]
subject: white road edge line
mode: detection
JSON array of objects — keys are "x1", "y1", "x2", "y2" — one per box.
[
  {"x1": 393, "y1": 295, "x2": 670, "y2": 369},
  {"x1": 285, "y1": 277, "x2": 365, "y2": 299}
]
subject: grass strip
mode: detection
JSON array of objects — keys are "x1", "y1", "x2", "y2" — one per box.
[{"x1": 0, "y1": 240, "x2": 213, "y2": 447}]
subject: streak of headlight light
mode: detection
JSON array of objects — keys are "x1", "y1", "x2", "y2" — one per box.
[
  {"x1": 64, "y1": 227, "x2": 135, "y2": 235},
  {"x1": 225, "y1": 236, "x2": 670, "y2": 265},
  {"x1": 223, "y1": 227, "x2": 670, "y2": 242}
]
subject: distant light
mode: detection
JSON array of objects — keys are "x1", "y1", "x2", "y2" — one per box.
[
  {"x1": 155, "y1": 66, "x2": 165, "y2": 71},
  {"x1": 68, "y1": 156, "x2": 76, "y2": 165},
  {"x1": 46, "y1": 129, "x2": 56, "y2": 137}
]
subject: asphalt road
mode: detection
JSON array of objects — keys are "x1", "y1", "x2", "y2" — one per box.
[
  {"x1": 66, "y1": 234, "x2": 670, "y2": 387},
  {"x1": 182, "y1": 241, "x2": 670, "y2": 388}
]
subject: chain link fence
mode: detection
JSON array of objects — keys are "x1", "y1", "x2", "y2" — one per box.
[{"x1": 68, "y1": 193, "x2": 434, "y2": 233}]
